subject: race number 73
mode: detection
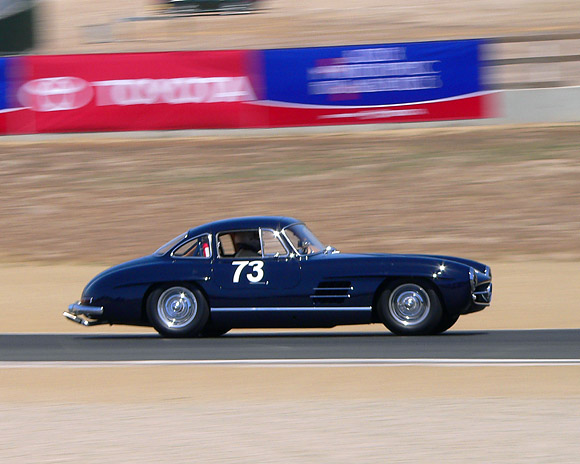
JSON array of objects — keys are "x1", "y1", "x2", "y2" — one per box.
[{"x1": 232, "y1": 260, "x2": 264, "y2": 283}]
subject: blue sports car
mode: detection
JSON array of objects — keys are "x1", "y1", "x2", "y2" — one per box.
[{"x1": 65, "y1": 216, "x2": 492, "y2": 337}]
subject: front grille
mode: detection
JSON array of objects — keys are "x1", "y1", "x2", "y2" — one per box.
[
  {"x1": 473, "y1": 282, "x2": 492, "y2": 305},
  {"x1": 471, "y1": 266, "x2": 492, "y2": 306}
]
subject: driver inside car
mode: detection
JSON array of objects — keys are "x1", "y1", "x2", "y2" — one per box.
[{"x1": 233, "y1": 231, "x2": 261, "y2": 257}]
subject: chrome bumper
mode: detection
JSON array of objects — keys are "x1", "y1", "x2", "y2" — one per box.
[{"x1": 63, "y1": 302, "x2": 107, "y2": 326}]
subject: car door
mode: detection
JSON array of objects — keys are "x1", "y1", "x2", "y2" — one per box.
[{"x1": 211, "y1": 228, "x2": 301, "y2": 309}]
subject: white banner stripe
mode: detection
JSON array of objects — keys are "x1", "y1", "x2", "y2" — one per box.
[
  {"x1": 246, "y1": 91, "x2": 493, "y2": 110},
  {"x1": 2, "y1": 358, "x2": 580, "y2": 368},
  {"x1": 0, "y1": 107, "x2": 26, "y2": 114}
]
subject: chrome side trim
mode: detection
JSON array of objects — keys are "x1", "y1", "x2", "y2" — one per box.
[
  {"x1": 211, "y1": 306, "x2": 372, "y2": 312},
  {"x1": 310, "y1": 295, "x2": 351, "y2": 299},
  {"x1": 313, "y1": 287, "x2": 353, "y2": 291}
]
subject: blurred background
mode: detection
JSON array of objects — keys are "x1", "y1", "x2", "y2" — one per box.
[
  {"x1": 1, "y1": 0, "x2": 579, "y2": 264},
  {"x1": 1, "y1": 3, "x2": 580, "y2": 462}
]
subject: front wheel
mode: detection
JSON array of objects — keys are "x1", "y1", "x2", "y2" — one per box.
[
  {"x1": 433, "y1": 312, "x2": 460, "y2": 334},
  {"x1": 147, "y1": 285, "x2": 209, "y2": 337},
  {"x1": 378, "y1": 282, "x2": 442, "y2": 335}
]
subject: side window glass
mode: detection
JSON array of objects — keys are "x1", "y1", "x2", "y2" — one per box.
[
  {"x1": 261, "y1": 229, "x2": 288, "y2": 257},
  {"x1": 218, "y1": 233, "x2": 236, "y2": 257},
  {"x1": 218, "y1": 230, "x2": 261, "y2": 258},
  {"x1": 172, "y1": 235, "x2": 211, "y2": 258}
]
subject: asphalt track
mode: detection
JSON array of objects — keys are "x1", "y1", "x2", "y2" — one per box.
[{"x1": 1, "y1": 329, "x2": 579, "y2": 364}]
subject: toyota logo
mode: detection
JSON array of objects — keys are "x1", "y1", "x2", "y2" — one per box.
[{"x1": 18, "y1": 77, "x2": 94, "y2": 112}]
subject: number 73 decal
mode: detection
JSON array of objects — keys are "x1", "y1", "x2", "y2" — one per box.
[{"x1": 232, "y1": 260, "x2": 265, "y2": 283}]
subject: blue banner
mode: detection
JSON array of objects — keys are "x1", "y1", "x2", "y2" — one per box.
[
  {"x1": 262, "y1": 39, "x2": 483, "y2": 107},
  {"x1": 0, "y1": 57, "x2": 8, "y2": 110}
]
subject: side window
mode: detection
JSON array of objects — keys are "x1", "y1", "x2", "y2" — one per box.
[
  {"x1": 218, "y1": 233, "x2": 236, "y2": 257},
  {"x1": 260, "y1": 229, "x2": 288, "y2": 258},
  {"x1": 217, "y1": 230, "x2": 261, "y2": 258},
  {"x1": 172, "y1": 235, "x2": 211, "y2": 258}
]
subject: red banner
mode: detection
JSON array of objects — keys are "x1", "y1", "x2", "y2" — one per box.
[
  {"x1": 12, "y1": 51, "x2": 265, "y2": 133},
  {"x1": 254, "y1": 94, "x2": 491, "y2": 127}
]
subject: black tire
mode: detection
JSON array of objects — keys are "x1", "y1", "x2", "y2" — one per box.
[
  {"x1": 378, "y1": 281, "x2": 443, "y2": 335},
  {"x1": 146, "y1": 285, "x2": 209, "y2": 338},
  {"x1": 433, "y1": 312, "x2": 460, "y2": 334},
  {"x1": 200, "y1": 324, "x2": 231, "y2": 337}
]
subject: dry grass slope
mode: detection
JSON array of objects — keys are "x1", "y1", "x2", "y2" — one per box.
[
  {"x1": 38, "y1": 0, "x2": 580, "y2": 54},
  {"x1": 2, "y1": 125, "x2": 580, "y2": 264}
]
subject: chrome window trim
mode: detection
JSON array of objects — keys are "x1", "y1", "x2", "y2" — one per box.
[
  {"x1": 154, "y1": 231, "x2": 188, "y2": 256},
  {"x1": 281, "y1": 223, "x2": 326, "y2": 257},
  {"x1": 281, "y1": 228, "x2": 300, "y2": 256},
  {"x1": 259, "y1": 228, "x2": 290, "y2": 258},
  {"x1": 170, "y1": 233, "x2": 213, "y2": 260}
]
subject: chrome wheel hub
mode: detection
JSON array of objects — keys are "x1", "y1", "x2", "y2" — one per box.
[
  {"x1": 389, "y1": 284, "x2": 431, "y2": 326},
  {"x1": 157, "y1": 287, "x2": 198, "y2": 329}
]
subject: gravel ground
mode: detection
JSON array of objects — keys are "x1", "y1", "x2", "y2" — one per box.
[
  {"x1": 2, "y1": 399, "x2": 580, "y2": 463},
  {"x1": 1, "y1": 366, "x2": 580, "y2": 463}
]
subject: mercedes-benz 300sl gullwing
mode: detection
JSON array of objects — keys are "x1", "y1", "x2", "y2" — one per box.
[{"x1": 65, "y1": 216, "x2": 492, "y2": 337}]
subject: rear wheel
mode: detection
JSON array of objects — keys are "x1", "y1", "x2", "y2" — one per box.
[
  {"x1": 147, "y1": 285, "x2": 209, "y2": 337},
  {"x1": 378, "y1": 281, "x2": 442, "y2": 335}
]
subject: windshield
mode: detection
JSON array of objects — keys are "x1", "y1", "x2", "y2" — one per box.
[
  {"x1": 154, "y1": 232, "x2": 187, "y2": 256},
  {"x1": 284, "y1": 224, "x2": 325, "y2": 256}
]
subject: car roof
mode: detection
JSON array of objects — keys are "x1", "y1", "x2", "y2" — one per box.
[{"x1": 186, "y1": 216, "x2": 301, "y2": 237}]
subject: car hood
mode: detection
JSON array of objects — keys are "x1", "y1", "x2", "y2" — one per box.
[
  {"x1": 395, "y1": 253, "x2": 487, "y2": 272},
  {"x1": 315, "y1": 252, "x2": 487, "y2": 272}
]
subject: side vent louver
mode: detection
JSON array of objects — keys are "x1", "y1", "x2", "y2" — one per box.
[{"x1": 311, "y1": 281, "x2": 353, "y2": 304}]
